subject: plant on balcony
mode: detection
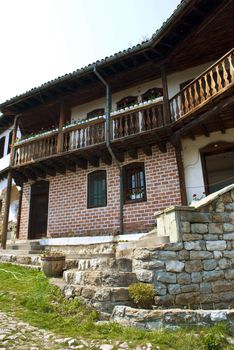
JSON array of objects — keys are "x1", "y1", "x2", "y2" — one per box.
[{"x1": 40, "y1": 250, "x2": 66, "y2": 278}]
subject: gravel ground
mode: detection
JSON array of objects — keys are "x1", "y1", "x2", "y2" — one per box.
[{"x1": 0, "y1": 312, "x2": 154, "y2": 350}]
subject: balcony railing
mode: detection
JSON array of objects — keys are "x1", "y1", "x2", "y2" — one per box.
[
  {"x1": 169, "y1": 48, "x2": 234, "y2": 121},
  {"x1": 12, "y1": 100, "x2": 164, "y2": 166}
]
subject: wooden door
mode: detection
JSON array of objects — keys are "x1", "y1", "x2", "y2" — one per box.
[{"x1": 28, "y1": 181, "x2": 49, "y2": 239}]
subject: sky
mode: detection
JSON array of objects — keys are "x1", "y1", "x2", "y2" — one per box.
[{"x1": 0, "y1": 0, "x2": 181, "y2": 104}]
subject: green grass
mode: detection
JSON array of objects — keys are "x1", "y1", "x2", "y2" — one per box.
[{"x1": 0, "y1": 263, "x2": 233, "y2": 350}]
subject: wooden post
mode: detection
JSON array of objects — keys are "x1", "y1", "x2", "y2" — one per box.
[
  {"x1": 1, "y1": 115, "x2": 19, "y2": 249},
  {"x1": 16, "y1": 188, "x2": 23, "y2": 239},
  {"x1": 175, "y1": 141, "x2": 187, "y2": 205},
  {"x1": 57, "y1": 102, "x2": 65, "y2": 153},
  {"x1": 160, "y1": 65, "x2": 171, "y2": 125}
]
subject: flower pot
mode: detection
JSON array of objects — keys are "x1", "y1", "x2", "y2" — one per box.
[{"x1": 41, "y1": 256, "x2": 65, "y2": 277}]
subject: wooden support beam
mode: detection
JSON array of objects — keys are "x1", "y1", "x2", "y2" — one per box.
[
  {"x1": 47, "y1": 160, "x2": 66, "y2": 174},
  {"x1": 136, "y1": 136, "x2": 152, "y2": 156},
  {"x1": 160, "y1": 65, "x2": 171, "y2": 125},
  {"x1": 201, "y1": 124, "x2": 210, "y2": 137},
  {"x1": 95, "y1": 150, "x2": 112, "y2": 165},
  {"x1": 61, "y1": 158, "x2": 76, "y2": 172},
  {"x1": 28, "y1": 166, "x2": 46, "y2": 179},
  {"x1": 67, "y1": 155, "x2": 88, "y2": 169},
  {"x1": 215, "y1": 115, "x2": 226, "y2": 134},
  {"x1": 12, "y1": 170, "x2": 28, "y2": 184},
  {"x1": 110, "y1": 148, "x2": 125, "y2": 162},
  {"x1": 175, "y1": 142, "x2": 187, "y2": 205},
  {"x1": 127, "y1": 147, "x2": 138, "y2": 160},
  {"x1": 36, "y1": 163, "x2": 56, "y2": 177},
  {"x1": 86, "y1": 156, "x2": 100, "y2": 167},
  {"x1": 57, "y1": 102, "x2": 65, "y2": 153},
  {"x1": 21, "y1": 168, "x2": 37, "y2": 181}
]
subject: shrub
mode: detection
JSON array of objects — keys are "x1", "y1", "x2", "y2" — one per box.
[
  {"x1": 202, "y1": 329, "x2": 227, "y2": 350},
  {"x1": 128, "y1": 283, "x2": 155, "y2": 309}
]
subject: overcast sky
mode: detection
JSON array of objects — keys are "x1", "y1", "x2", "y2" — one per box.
[{"x1": 0, "y1": 0, "x2": 180, "y2": 104}]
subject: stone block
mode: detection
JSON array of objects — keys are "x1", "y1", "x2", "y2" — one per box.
[
  {"x1": 203, "y1": 270, "x2": 225, "y2": 282},
  {"x1": 218, "y1": 258, "x2": 232, "y2": 270},
  {"x1": 212, "y1": 280, "x2": 234, "y2": 293},
  {"x1": 212, "y1": 213, "x2": 231, "y2": 223},
  {"x1": 94, "y1": 289, "x2": 111, "y2": 301},
  {"x1": 163, "y1": 242, "x2": 184, "y2": 251},
  {"x1": 111, "y1": 288, "x2": 129, "y2": 302},
  {"x1": 134, "y1": 248, "x2": 151, "y2": 260},
  {"x1": 157, "y1": 251, "x2": 177, "y2": 260},
  {"x1": 154, "y1": 294, "x2": 175, "y2": 307},
  {"x1": 190, "y1": 251, "x2": 213, "y2": 260},
  {"x1": 184, "y1": 241, "x2": 203, "y2": 251},
  {"x1": 208, "y1": 223, "x2": 223, "y2": 234},
  {"x1": 180, "y1": 284, "x2": 199, "y2": 293},
  {"x1": 200, "y1": 282, "x2": 211, "y2": 294},
  {"x1": 231, "y1": 190, "x2": 234, "y2": 201},
  {"x1": 175, "y1": 292, "x2": 199, "y2": 306},
  {"x1": 203, "y1": 259, "x2": 217, "y2": 271},
  {"x1": 154, "y1": 282, "x2": 167, "y2": 296},
  {"x1": 221, "y1": 192, "x2": 232, "y2": 203},
  {"x1": 168, "y1": 284, "x2": 181, "y2": 295},
  {"x1": 206, "y1": 241, "x2": 226, "y2": 251},
  {"x1": 191, "y1": 223, "x2": 208, "y2": 234},
  {"x1": 82, "y1": 287, "x2": 95, "y2": 299},
  {"x1": 216, "y1": 202, "x2": 224, "y2": 212},
  {"x1": 156, "y1": 272, "x2": 177, "y2": 284},
  {"x1": 213, "y1": 251, "x2": 223, "y2": 259},
  {"x1": 183, "y1": 234, "x2": 203, "y2": 241},
  {"x1": 223, "y1": 250, "x2": 234, "y2": 259},
  {"x1": 230, "y1": 212, "x2": 234, "y2": 224},
  {"x1": 166, "y1": 261, "x2": 184, "y2": 273},
  {"x1": 136, "y1": 269, "x2": 154, "y2": 283},
  {"x1": 181, "y1": 221, "x2": 190, "y2": 233},
  {"x1": 225, "y1": 203, "x2": 234, "y2": 211},
  {"x1": 203, "y1": 234, "x2": 219, "y2": 241},
  {"x1": 176, "y1": 250, "x2": 190, "y2": 260},
  {"x1": 177, "y1": 273, "x2": 191, "y2": 285},
  {"x1": 185, "y1": 260, "x2": 203, "y2": 273},
  {"x1": 181, "y1": 212, "x2": 211, "y2": 223},
  {"x1": 191, "y1": 272, "x2": 202, "y2": 283},
  {"x1": 225, "y1": 269, "x2": 234, "y2": 280},
  {"x1": 223, "y1": 223, "x2": 234, "y2": 232},
  {"x1": 223, "y1": 233, "x2": 234, "y2": 240}
]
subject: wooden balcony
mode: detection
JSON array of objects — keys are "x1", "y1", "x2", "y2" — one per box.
[
  {"x1": 12, "y1": 100, "x2": 165, "y2": 168},
  {"x1": 11, "y1": 49, "x2": 234, "y2": 178},
  {"x1": 169, "y1": 48, "x2": 234, "y2": 122}
]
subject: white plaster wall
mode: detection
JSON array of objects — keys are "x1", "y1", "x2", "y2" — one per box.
[
  {"x1": 71, "y1": 62, "x2": 214, "y2": 121},
  {"x1": 182, "y1": 128, "x2": 234, "y2": 203},
  {"x1": 0, "y1": 126, "x2": 21, "y2": 172}
]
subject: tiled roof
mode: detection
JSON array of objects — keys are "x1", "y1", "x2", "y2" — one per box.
[{"x1": 0, "y1": 0, "x2": 191, "y2": 109}]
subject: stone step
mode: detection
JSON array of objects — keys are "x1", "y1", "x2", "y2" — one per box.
[
  {"x1": 70, "y1": 257, "x2": 132, "y2": 272},
  {"x1": 63, "y1": 269, "x2": 137, "y2": 287},
  {"x1": 51, "y1": 279, "x2": 133, "y2": 313}
]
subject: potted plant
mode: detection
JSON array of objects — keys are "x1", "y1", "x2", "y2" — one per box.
[{"x1": 40, "y1": 250, "x2": 66, "y2": 277}]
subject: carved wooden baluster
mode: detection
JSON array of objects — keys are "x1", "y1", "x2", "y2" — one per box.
[
  {"x1": 209, "y1": 69, "x2": 216, "y2": 95},
  {"x1": 203, "y1": 73, "x2": 210, "y2": 100},
  {"x1": 198, "y1": 78, "x2": 205, "y2": 103},
  {"x1": 158, "y1": 104, "x2": 164, "y2": 126},
  {"x1": 222, "y1": 59, "x2": 229, "y2": 87},
  {"x1": 118, "y1": 117, "x2": 123, "y2": 137},
  {"x1": 129, "y1": 113, "x2": 133, "y2": 134},
  {"x1": 193, "y1": 81, "x2": 199, "y2": 107},
  {"x1": 175, "y1": 95, "x2": 180, "y2": 119},
  {"x1": 170, "y1": 100, "x2": 175, "y2": 121},
  {"x1": 123, "y1": 115, "x2": 127, "y2": 136},
  {"x1": 215, "y1": 63, "x2": 222, "y2": 90},
  {"x1": 135, "y1": 112, "x2": 139, "y2": 133},
  {"x1": 151, "y1": 107, "x2": 157, "y2": 128},
  {"x1": 188, "y1": 85, "x2": 195, "y2": 110},
  {"x1": 141, "y1": 110, "x2": 146, "y2": 131},
  {"x1": 228, "y1": 53, "x2": 234, "y2": 82}
]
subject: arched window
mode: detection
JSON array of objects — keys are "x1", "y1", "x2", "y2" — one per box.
[
  {"x1": 87, "y1": 170, "x2": 107, "y2": 208},
  {"x1": 87, "y1": 108, "x2": 105, "y2": 119},
  {"x1": 123, "y1": 162, "x2": 146, "y2": 203},
  {"x1": 141, "y1": 88, "x2": 163, "y2": 102},
  {"x1": 116, "y1": 96, "x2": 138, "y2": 110}
]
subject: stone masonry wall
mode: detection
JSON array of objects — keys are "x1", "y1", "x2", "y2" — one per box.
[
  {"x1": 18, "y1": 145, "x2": 181, "y2": 239},
  {"x1": 132, "y1": 188, "x2": 234, "y2": 309}
]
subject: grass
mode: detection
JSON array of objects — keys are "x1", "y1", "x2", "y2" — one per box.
[{"x1": 0, "y1": 263, "x2": 233, "y2": 350}]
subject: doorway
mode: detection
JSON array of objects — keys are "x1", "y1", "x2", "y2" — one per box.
[
  {"x1": 28, "y1": 181, "x2": 49, "y2": 239},
  {"x1": 201, "y1": 142, "x2": 234, "y2": 194}
]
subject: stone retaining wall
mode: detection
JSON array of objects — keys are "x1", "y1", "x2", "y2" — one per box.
[{"x1": 132, "y1": 187, "x2": 234, "y2": 309}]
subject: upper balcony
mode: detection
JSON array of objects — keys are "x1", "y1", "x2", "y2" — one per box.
[{"x1": 10, "y1": 48, "x2": 234, "y2": 181}]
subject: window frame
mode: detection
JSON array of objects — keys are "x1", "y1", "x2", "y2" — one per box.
[
  {"x1": 87, "y1": 170, "x2": 107, "y2": 209},
  {"x1": 116, "y1": 96, "x2": 138, "y2": 110},
  {"x1": 123, "y1": 162, "x2": 147, "y2": 204},
  {"x1": 0, "y1": 136, "x2": 6, "y2": 159}
]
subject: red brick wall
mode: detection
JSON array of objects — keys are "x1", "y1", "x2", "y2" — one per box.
[{"x1": 19, "y1": 144, "x2": 182, "y2": 238}]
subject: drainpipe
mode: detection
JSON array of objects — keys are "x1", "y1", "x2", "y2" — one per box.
[{"x1": 93, "y1": 66, "x2": 124, "y2": 235}]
